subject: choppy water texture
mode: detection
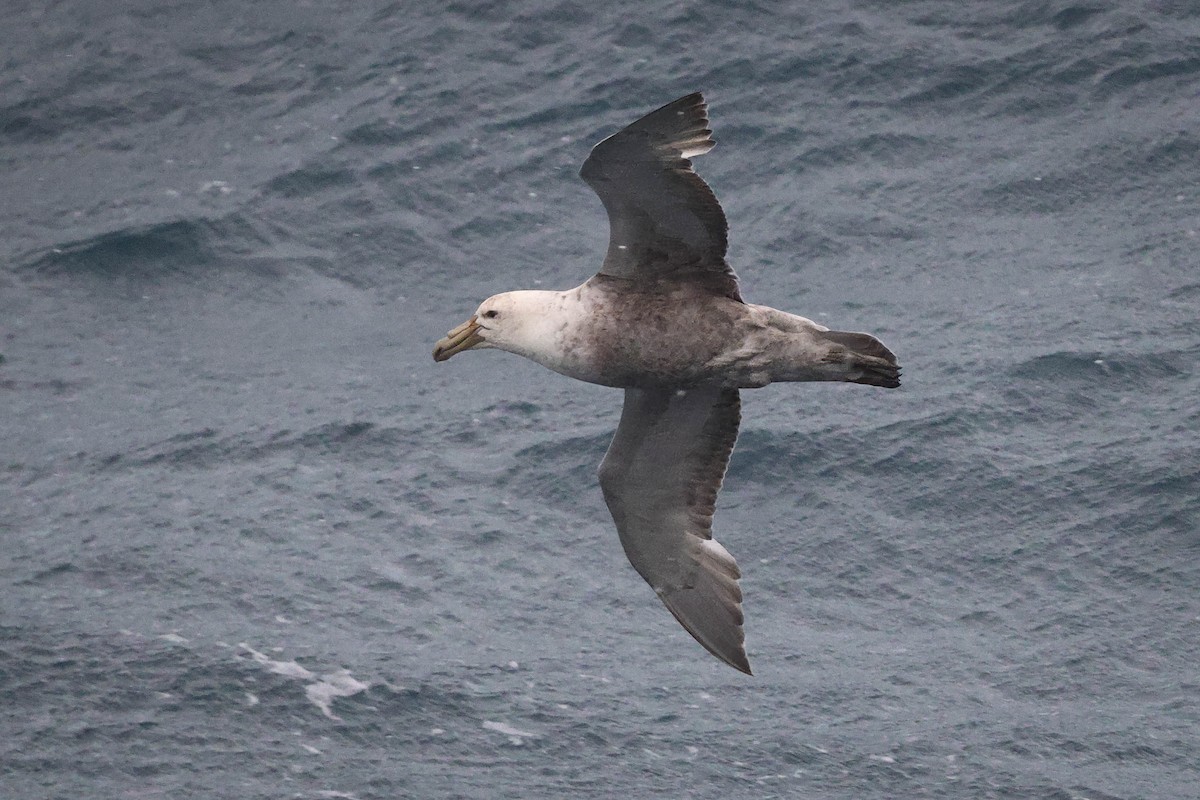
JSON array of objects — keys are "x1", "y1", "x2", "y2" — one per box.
[{"x1": 3, "y1": 1, "x2": 1198, "y2": 798}]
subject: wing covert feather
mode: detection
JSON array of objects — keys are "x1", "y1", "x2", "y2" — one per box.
[{"x1": 580, "y1": 93, "x2": 742, "y2": 301}]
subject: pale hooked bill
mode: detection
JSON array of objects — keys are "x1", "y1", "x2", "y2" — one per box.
[{"x1": 434, "y1": 93, "x2": 901, "y2": 674}]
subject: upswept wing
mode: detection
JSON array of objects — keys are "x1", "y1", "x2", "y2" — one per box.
[
  {"x1": 597, "y1": 386, "x2": 749, "y2": 674},
  {"x1": 580, "y1": 92, "x2": 742, "y2": 300}
]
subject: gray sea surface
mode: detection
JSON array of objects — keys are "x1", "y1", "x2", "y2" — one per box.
[{"x1": 2, "y1": 1, "x2": 1198, "y2": 798}]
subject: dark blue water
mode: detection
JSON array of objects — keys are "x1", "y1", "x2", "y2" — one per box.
[{"x1": 3, "y1": 1, "x2": 1198, "y2": 797}]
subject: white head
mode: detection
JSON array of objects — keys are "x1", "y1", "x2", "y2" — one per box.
[{"x1": 432, "y1": 290, "x2": 562, "y2": 363}]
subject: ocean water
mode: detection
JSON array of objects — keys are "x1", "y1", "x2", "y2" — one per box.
[{"x1": 2, "y1": 1, "x2": 1198, "y2": 797}]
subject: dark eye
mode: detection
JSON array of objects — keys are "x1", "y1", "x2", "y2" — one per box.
[{"x1": 483, "y1": 310, "x2": 499, "y2": 319}]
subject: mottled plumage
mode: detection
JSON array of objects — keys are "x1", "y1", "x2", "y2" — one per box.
[{"x1": 434, "y1": 93, "x2": 900, "y2": 674}]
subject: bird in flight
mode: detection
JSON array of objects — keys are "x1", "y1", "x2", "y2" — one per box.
[{"x1": 434, "y1": 93, "x2": 900, "y2": 674}]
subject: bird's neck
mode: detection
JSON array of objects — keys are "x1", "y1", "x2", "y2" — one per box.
[{"x1": 499, "y1": 287, "x2": 596, "y2": 381}]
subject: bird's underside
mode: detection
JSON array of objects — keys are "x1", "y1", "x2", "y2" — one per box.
[{"x1": 432, "y1": 92, "x2": 901, "y2": 674}]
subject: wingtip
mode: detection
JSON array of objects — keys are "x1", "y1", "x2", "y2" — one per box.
[
  {"x1": 658, "y1": 581, "x2": 752, "y2": 677},
  {"x1": 713, "y1": 642, "x2": 753, "y2": 675}
]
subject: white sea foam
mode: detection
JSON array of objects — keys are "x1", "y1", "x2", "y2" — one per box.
[
  {"x1": 240, "y1": 644, "x2": 315, "y2": 680},
  {"x1": 305, "y1": 669, "x2": 370, "y2": 720},
  {"x1": 240, "y1": 644, "x2": 369, "y2": 719},
  {"x1": 482, "y1": 720, "x2": 537, "y2": 744}
]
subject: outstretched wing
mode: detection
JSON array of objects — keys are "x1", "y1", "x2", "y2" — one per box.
[
  {"x1": 597, "y1": 386, "x2": 749, "y2": 674},
  {"x1": 580, "y1": 92, "x2": 742, "y2": 301}
]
